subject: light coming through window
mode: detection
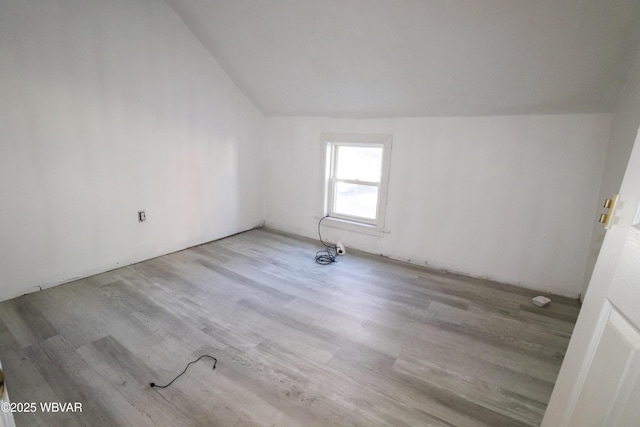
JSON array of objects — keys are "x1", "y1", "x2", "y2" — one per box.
[{"x1": 324, "y1": 134, "x2": 391, "y2": 227}]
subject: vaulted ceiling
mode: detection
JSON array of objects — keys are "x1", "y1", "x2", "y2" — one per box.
[{"x1": 165, "y1": 0, "x2": 640, "y2": 118}]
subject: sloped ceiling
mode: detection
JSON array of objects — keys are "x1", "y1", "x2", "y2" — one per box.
[{"x1": 165, "y1": 0, "x2": 640, "y2": 118}]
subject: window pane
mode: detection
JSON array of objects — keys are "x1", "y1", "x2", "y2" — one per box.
[
  {"x1": 334, "y1": 182, "x2": 378, "y2": 220},
  {"x1": 335, "y1": 146, "x2": 382, "y2": 182}
]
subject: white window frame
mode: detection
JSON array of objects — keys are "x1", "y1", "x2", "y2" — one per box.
[{"x1": 322, "y1": 133, "x2": 392, "y2": 231}]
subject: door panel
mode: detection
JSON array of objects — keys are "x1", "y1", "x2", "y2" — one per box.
[
  {"x1": 569, "y1": 306, "x2": 640, "y2": 427},
  {"x1": 609, "y1": 225, "x2": 640, "y2": 327},
  {"x1": 616, "y1": 373, "x2": 640, "y2": 426}
]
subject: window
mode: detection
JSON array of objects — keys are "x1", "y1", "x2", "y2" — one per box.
[{"x1": 323, "y1": 134, "x2": 392, "y2": 228}]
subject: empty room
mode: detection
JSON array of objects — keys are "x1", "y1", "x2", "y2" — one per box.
[{"x1": 2, "y1": 1, "x2": 640, "y2": 426}]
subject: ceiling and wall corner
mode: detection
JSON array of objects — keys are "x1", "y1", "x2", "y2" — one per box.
[{"x1": 163, "y1": 0, "x2": 640, "y2": 118}]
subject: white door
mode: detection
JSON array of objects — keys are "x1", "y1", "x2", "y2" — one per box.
[
  {"x1": 543, "y1": 127, "x2": 640, "y2": 426},
  {"x1": 0, "y1": 361, "x2": 16, "y2": 427}
]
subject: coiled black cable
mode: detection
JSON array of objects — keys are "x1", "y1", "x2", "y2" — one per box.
[{"x1": 315, "y1": 215, "x2": 337, "y2": 265}]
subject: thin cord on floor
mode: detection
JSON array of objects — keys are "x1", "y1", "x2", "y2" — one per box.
[
  {"x1": 150, "y1": 355, "x2": 217, "y2": 389},
  {"x1": 315, "y1": 215, "x2": 337, "y2": 265}
]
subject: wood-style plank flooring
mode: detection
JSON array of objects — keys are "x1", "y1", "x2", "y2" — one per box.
[{"x1": 0, "y1": 228, "x2": 580, "y2": 426}]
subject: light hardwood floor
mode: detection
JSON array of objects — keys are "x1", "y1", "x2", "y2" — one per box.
[{"x1": 0, "y1": 228, "x2": 580, "y2": 426}]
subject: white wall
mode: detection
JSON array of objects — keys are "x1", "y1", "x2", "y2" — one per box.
[
  {"x1": 582, "y1": 50, "x2": 640, "y2": 297},
  {"x1": 0, "y1": 0, "x2": 265, "y2": 301},
  {"x1": 265, "y1": 115, "x2": 611, "y2": 297}
]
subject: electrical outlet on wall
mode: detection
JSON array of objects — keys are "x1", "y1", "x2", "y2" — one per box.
[{"x1": 138, "y1": 210, "x2": 146, "y2": 222}]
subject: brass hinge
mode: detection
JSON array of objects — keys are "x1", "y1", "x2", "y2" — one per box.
[{"x1": 598, "y1": 194, "x2": 618, "y2": 229}]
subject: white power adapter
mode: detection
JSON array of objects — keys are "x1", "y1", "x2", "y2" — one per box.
[
  {"x1": 336, "y1": 241, "x2": 346, "y2": 255},
  {"x1": 532, "y1": 296, "x2": 551, "y2": 307}
]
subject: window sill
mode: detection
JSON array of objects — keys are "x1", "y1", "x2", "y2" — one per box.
[{"x1": 320, "y1": 216, "x2": 389, "y2": 237}]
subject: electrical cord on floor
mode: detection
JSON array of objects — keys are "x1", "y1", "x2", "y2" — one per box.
[
  {"x1": 315, "y1": 215, "x2": 337, "y2": 265},
  {"x1": 150, "y1": 355, "x2": 217, "y2": 389}
]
